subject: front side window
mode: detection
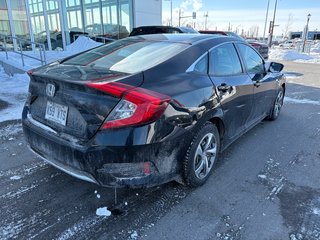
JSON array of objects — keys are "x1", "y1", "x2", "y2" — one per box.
[
  {"x1": 209, "y1": 43, "x2": 242, "y2": 76},
  {"x1": 238, "y1": 44, "x2": 265, "y2": 74},
  {"x1": 64, "y1": 39, "x2": 188, "y2": 74}
]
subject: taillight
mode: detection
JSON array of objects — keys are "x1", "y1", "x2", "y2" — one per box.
[
  {"x1": 250, "y1": 43, "x2": 261, "y2": 50},
  {"x1": 86, "y1": 82, "x2": 171, "y2": 129}
]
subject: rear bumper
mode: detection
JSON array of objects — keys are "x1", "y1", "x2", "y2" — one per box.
[{"x1": 22, "y1": 109, "x2": 190, "y2": 188}]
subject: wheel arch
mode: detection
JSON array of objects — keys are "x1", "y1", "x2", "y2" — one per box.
[
  {"x1": 281, "y1": 83, "x2": 286, "y2": 94},
  {"x1": 208, "y1": 117, "x2": 225, "y2": 141}
]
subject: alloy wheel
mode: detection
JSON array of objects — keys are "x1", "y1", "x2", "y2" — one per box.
[
  {"x1": 194, "y1": 133, "x2": 217, "y2": 179},
  {"x1": 274, "y1": 90, "x2": 284, "y2": 117}
]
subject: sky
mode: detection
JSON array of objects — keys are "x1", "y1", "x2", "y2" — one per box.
[{"x1": 162, "y1": 0, "x2": 320, "y2": 38}]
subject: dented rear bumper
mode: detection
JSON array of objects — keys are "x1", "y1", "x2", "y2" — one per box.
[{"x1": 22, "y1": 108, "x2": 190, "y2": 188}]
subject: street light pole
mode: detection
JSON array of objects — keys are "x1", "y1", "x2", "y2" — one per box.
[{"x1": 302, "y1": 13, "x2": 311, "y2": 53}]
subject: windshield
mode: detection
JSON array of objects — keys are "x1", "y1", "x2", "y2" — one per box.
[{"x1": 63, "y1": 39, "x2": 188, "y2": 74}]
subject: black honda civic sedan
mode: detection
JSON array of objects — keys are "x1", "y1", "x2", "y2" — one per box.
[{"x1": 22, "y1": 34, "x2": 285, "y2": 188}]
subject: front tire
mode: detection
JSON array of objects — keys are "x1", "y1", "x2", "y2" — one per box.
[
  {"x1": 183, "y1": 122, "x2": 220, "y2": 187},
  {"x1": 268, "y1": 88, "x2": 284, "y2": 120}
]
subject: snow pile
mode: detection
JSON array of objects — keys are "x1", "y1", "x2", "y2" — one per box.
[
  {"x1": 66, "y1": 36, "x2": 103, "y2": 54},
  {"x1": 96, "y1": 207, "x2": 111, "y2": 217},
  {"x1": 0, "y1": 36, "x2": 103, "y2": 71},
  {"x1": 310, "y1": 41, "x2": 320, "y2": 53},
  {"x1": 269, "y1": 49, "x2": 313, "y2": 61},
  {"x1": 269, "y1": 48, "x2": 320, "y2": 64},
  {"x1": 0, "y1": 66, "x2": 29, "y2": 122}
]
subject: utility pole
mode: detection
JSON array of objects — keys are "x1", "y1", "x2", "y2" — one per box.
[
  {"x1": 179, "y1": 9, "x2": 196, "y2": 27},
  {"x1": 204, "y1": 12, "x2": 208, "y2": 30},
  {"x1": 268, "y1": 0, "x2": 278, "y2": 48},
  {"x1": 263, "y1": 0, "x2": 270, "y2": 42},
  {"x1": 302, "y1": 14, "x2": 311, "y2": 52},
  {"x1": 170, "y1": 0, "x2": 173, "y2": 26}
]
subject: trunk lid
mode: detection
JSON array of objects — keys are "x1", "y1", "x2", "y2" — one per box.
[{"x1": 28, "y1": 63, "x2": 143, "y2": 140}]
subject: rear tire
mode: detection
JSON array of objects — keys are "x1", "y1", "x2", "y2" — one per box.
[
  {"x1": 183, "y1": 122, "x2": 220, "y2": 187},
  {"x1": 268, "y1": 88, "x2": 284, "y2": 121}
]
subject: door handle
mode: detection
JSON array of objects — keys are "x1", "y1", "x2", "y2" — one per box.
[{"x1": 217, "y1": 83, "x2": 231, "y2": 92}]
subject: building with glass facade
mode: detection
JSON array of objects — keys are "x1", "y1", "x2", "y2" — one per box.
[{"x1": 0, "y1": 0, "x2": 161, "y2": 50}]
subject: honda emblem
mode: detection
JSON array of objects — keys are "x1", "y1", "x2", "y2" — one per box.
[{"x1": 46, "y1": 83, "x2": 56, "y2": 97}]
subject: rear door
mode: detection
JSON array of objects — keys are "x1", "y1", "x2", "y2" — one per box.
[
  {"x1": 236, "y1": 43, "x2": 277, "y2": 124},
  {"x1": 208, "y1": 43, "x2": 254, "y2": 141}
]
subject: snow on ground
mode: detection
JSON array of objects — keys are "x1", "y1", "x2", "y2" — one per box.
[
  {"x1": 0, "y1": 36, "x2": 103, "y2": 71},
  {"x1": 310, "y1": 42, "x2": 320, "y2": 53},
  {"x1": 284, "y1": 97, "x2": 320, "y2": 106},
  {"x1": 0, "y1": 67, "x2": 29, "y2": 122},
  {"x1": 0, "y1": 36, "x2": 103, "y2": 123},
  {"x1": 95, "y1": 207, "x2": 111, "y2": 217},
  {"x1": 270, "y1": 42, "x2": 320, "y2": 64},
  {"x1": 0, "y1": 122, "x2": 22, "y2": 139}
]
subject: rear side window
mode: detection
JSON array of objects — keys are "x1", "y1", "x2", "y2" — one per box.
[
  {"x1": 238, "y1": 44, "x2": 264, "y2": 74},
  {"x1": 64, "y1": 39, "x2": 188, "y2": 74},
  {"x1": 209, "y1": 43, "x2": 242, "y2": 76},
  {"x1": 193, "y1": 54, "x2": 208, "y2": 74},
  {"x1": 165, "y1": 28, "x2": 181, "y2": 34}
]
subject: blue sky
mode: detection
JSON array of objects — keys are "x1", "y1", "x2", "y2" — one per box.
[{"x1": 162, "y1": 0, "x2": 320, "y2": 37}]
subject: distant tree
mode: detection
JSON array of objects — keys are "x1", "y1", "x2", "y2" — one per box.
[
  {"x1": 282, "y1": 13, "x2": 294, "y2": 39},
  {"x1": 249, "y1": 25, "x2": 259, "y2": 38}
]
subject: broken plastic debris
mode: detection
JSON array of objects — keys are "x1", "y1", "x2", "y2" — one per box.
[{"x1": 96, "y1": 194, "x2": 101, "y2": 199}]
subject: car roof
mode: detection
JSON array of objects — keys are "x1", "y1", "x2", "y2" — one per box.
[
  {"x1": 129, "y1": 33, "x2": 227, "y2": 45},
  {"x1": 134, "y1": 26, "x2": 177, "y2": 29}
]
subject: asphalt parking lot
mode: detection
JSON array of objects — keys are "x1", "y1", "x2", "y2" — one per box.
[{"x1": 0, "y1": 61, "x2": 320, "y2": 240}]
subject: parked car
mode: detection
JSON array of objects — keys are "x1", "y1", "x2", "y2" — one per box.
[
  {"x1": 23, "y1": 34, "x2": 285, "y2": 188},
  {"x1": 279, "y1": 40, "x2": 295, "y2": 48},
  {"x1": 22, "y1": 31, "x2": 64, "y2": 50},
  {"x1": 85, "y1": 23, "x2": 129, "y2": 40},
  {"x1": 246, "y1": 39, "x2": 269, "y2": 59},
  {"x1": 199, "y1": 30, "x2": 245, "y2": 41},
  {"x1": 199, "y1": 30, "x2": 269, "y2": 59},
  {"x1": 129, "y1": 26, "x2": 199, "y2": 36}
]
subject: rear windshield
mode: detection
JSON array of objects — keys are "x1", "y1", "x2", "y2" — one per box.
[{"x1": 63, "y1": 39, "x2": 188, "y2": 74}]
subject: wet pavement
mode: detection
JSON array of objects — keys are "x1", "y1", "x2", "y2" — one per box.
[{"x1": 0, "y1": 61, "x2": 320, "y2": 240}]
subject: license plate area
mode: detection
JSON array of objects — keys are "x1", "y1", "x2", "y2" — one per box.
[{"x1": 45, "y1": 101, "x2": 68, "y2": 126}]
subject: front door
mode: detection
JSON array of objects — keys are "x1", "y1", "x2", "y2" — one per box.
[
  {"x1": 237, "y1": 43, "x2": 277, "y2": 125},
  {"x1": 208, "y1": 43, "x2": 254, "y2": 142}
]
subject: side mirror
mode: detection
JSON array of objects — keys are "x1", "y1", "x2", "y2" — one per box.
[{"x1": 265, "y1": 62, "x2": 284, "y2": 73}]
